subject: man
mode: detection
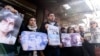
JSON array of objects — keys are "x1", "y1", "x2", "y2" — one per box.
[
  {"x1": 40, "y1": 13, "x2": 60, "y2": 56},
  {"x1": 83, "y1": 21, "x2": 98, "y2": 56},
  {"x1": 79, "y1": 26, "x2": 85, "y2": 38}
]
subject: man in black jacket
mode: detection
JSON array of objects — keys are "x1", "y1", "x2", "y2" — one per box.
[{"x1": 40, "y1": 13, "x2": 60, "y2": 56}]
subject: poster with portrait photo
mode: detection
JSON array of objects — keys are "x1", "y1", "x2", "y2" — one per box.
[
  {"x1": 61, "y1": 33, "x2": 71, "y2": 47},
  {"x1": 84, "y1": 32, "x2": 92, "y2": 42},
  {"x1": 70, "y1": 33, "x2": 82, "y2": 46},
  {"x1": 0, "y1": 9, "x2": 23, "y2": 45},
  {"x1": 47, "y1": 24, "x2": 60, "y2": 46},
  {"x1": 61, "y1": 33, "x2": 82, "y2": 47},
  {"x1": 20, "y1": 31, "x2": 48, "y2": 51}
]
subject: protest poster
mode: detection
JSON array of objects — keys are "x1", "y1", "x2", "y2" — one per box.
[
  {"x1": 84, "y1": 32, "x2": 100, "y2": 43},
  {"x1": 47, "y1": 24, "x2": 60, "y2": 46},
  {"x1": 84, "y1": 32, "x2": 92, "y2": 42},
  {"x1": 0, "y1": 9, "x2": 23, "y2": 45},
  {"x1": 20, "y1": 31, "x2": 48, "y2": 51},
  {"x1": 61, "y1": 33, "x2": 82, "y2": 47},
  {"x1": 61, "y1": 33, "x2": 71, "y2": 47},
  {"x1": 71, "y1": 33, "x2": 82, "y2": 46}
]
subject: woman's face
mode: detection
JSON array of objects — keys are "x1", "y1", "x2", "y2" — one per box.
[
  {"x1": 0, "y1": 17, "x2": 15, "y2": 33},
  {"x1": 29, "y1": 18, "x2": 36, "y2": 26},
  {"x1": 69, "y1": 28, "x2": 74, "y2": 33}
]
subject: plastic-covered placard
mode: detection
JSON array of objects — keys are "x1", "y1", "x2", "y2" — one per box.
[
  {"x1": 84, "y1": 32, "x2": 92, "y2": 42},
  {"x1": 20, "y1": 31, "x2": 48, "y2": 51},
  {"x1": 0, "y1": 9, "x2": 23, "y2": 45},
  {"x1": 61, "y1": 33, "x2": 82, "y2": 47},
  {"x1": 47, "y1": 24, "x2": 60, "y2": 46},
  {"x1": 84, "y1": 32, "x2": 100, "y2": 43},
  {"x1": 61, "y1": 33, "x2": 71, "y2": 47}
]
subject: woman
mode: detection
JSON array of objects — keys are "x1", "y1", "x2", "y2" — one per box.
[
  {"x1": 65, "y1": 27, "x2": 83, "y2": 56},
  {"x1": 18, "y1": 17, "x2": 42, "y2": 56},
  {"x1": 60, "y1": 27, "x2": 67, "y2": 56}
]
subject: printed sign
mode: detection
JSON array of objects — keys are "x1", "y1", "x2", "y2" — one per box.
[
  {"x1": 84, "y1": 32, "x2": 92, "y2": 41},
  {"x1": 61, "y1": 33, "x2": 82, "y2": 47},
  {"x1": 61, "y1": 33, "x2": 71, "y2": 47},
  {"x1": 84, "y1": 32, "x2": 100, "y2": 43},
  {"x1": 20, "y1": 31, "x2": 48, "y2": 51},
  {"x1": 47, "y1": 24, "x2": 60, "y2": 46},
  {"x1": 0, "y1": 9, "x2": 23, "y2": 45}
]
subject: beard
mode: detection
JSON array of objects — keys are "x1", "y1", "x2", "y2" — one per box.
[{"x1": 48, "y1": 18, "x2": 55, "y2": 22}]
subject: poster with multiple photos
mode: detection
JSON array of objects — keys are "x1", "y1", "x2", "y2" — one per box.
[
  {"x1": 47, "y1": 24, "x2": 60, "y2": 46},
  {"x1": 61, "y1": 33, "x2": 82, "y2": 47},
  {"x1": 20, "y1": 31, "x2": 48, "y2": 51},
  {"x1": 0, "y1": 9, "x2": 23, "y2": 45}
]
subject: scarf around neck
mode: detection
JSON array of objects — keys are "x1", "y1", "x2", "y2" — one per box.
[{"x1": 27, "y1": 25, "x2": 37, "y2": 32}]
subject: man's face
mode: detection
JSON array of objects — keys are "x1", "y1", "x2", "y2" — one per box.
[
  {"x1": 0, "y1": 17, "x2": 15, "y2": 33},
  {"x1": 90, "y1": 22, "x2": 97, "y2": 28},
  {"x1": 29, "y1": 18, "x2": 36, "y2": 26},
  {"x1": 48, "y1": 14, "x2": 55, "y2": 21}
]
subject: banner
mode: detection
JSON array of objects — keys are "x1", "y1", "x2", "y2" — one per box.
[
  {"x1": 47, "y1": 24, "x2": 60, "y2": 46},
  {"x1": 20, "y1": 31, "x2": 48, "y2": 51},
  {"x1": 0, "y1": 9, "x2": 23, "y2": 45},
  {"x1": 61, "y1": 33, "x2": 82, "y2": 47}
]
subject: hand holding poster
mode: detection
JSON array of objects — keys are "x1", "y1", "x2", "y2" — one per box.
[
  {"x1": 61, "y1": 33, "x2": 82, "y2": 47},
  {"x1": 20, "y1": 31, "x2": 48, "y2": 51},
  {"x1": 0, "y1": 9, "x2": 23, "y2": 45},
  {"x1": 47, "y1": 24, "x2": 60, "y2": 46}
]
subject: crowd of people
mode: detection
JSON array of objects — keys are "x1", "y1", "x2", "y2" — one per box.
[{"x1": 0, "y1": 5, "x2": 100, "y2": 56}]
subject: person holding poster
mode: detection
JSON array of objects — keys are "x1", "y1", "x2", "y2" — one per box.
[
  {"x1": 64, "y1": 27, "x2": 83, "y2": 56},
  {"x1": 89, "y1": 21, "x2": 100, "y2": 43},
  {"x1": 0, "y1": 5, "x2": 23, "y2": 56},
  {"x1": 78, "y1": 26, "x2": 93, "y2": 56},
  {"x1": 60, "y1": 27, "x2": 67, "y2": 56},
  {"x1": 40, "y1": 13, "x2": 60, "y2": 56},
  {"x1": 84, "y1": 21, "x2": 100, "y2": 56},
  {"x1": 18, "y1": 17, "x2": 42, "y2": 56},
  {"x1": 61, "y1": 27, "x2": 75, "y2": 56}
]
